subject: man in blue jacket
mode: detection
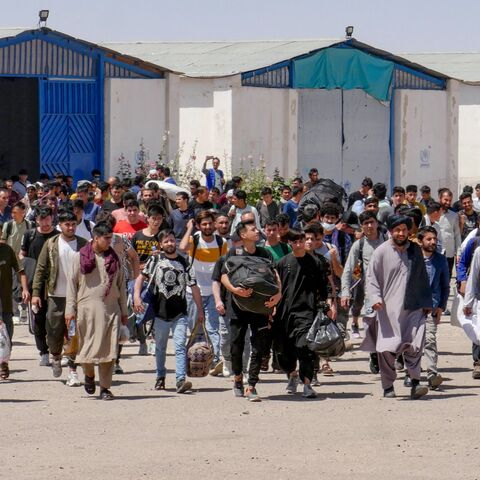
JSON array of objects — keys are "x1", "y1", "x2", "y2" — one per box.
[{"x1": 416, "y1": 226, "x2": 450, "y2": 390}]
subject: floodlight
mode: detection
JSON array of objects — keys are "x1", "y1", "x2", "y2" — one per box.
[
  {"x1": 345, "y1": 26, "x2": 354, "y2": 38},
  {"x1": 39, "y1": 10, "x2": 49, "y2": 25}
]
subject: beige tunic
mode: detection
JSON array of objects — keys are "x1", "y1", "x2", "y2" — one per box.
[{"x1": 66, "y1": 252, "x2": 128, "y2": 364}]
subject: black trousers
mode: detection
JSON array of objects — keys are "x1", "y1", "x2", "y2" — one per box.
[
  {"x1": 230, "y1": 316, "x2": 269, "y2": 387},
  {"x1": 447, "y1": 256, "x2": 455, "y2": 280},
  {"x1": 274, "y1": 315, "x2": 316, "y2": 383},
  {"x1": 33, "y1": 303, "x2": 49, "y2": 355},
  {"x1": 472, "y1": 343, "x2": 480, "y2": 364}
]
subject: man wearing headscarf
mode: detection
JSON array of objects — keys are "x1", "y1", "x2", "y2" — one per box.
[{"x1": 364, "y1": 215, "x2": 432, "y2": 399}]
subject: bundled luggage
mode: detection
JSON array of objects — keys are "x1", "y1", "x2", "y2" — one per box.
[
  {"x1": 298, "y1": 178, "x2": 346, "y2": 222},
  {"x1": 186, "y1": 321, "x2": 214, "y2": 377},
  {"x1": 306, "y1": 312, "x2": 345, "y2": 358},
  {"x1": 225, "y1": 255, "x2": 279, "y2": 316}
]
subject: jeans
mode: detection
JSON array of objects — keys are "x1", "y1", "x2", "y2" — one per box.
[
  {"x1": 187, "y1": 292, "x2": 220, "y2": 363},
  {"x1": 127, "y1": 280, "x2": 146, "y2": 345},
  {"x1": 219, "y1": 315, "x2": 250, "y2": 369},
  {"x1": 154, "y1": 315, "x2": 188, "y2": 382}
]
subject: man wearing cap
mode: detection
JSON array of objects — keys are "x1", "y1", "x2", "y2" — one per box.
[{"x1": 366, "y1": 215, "x2": 432, "y2": 399}]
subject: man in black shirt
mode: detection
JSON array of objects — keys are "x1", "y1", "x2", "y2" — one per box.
[
  {"x1": 220, "y1": 221, "x2": 281, "y2": 402},
  {"x1": 188, "y1": 186, "x2": 213, "y2": 215},
  {"x1": 101, "y1": 182, "x2": 124, "y2": 213},
  {"x1": 134, "y1": 229, "x2": 204, "y2": 394},
  {"x1": 347, "y1": 177, "x2": 373, "y2": 209},
  {"x1": 274, "y1": 229, "x2": 329, "y2": 398},
  {"x1": 19, "y1": 207, "x2": 58, "y2": 366},
  {"x1": 459, "y1": 192, "x2": 479, "y2": 241}
]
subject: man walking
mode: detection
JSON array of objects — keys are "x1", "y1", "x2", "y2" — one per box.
[
  {"x1": 274, "y1": 229, "x2": 329, "y2": 398},
  {"x1": 366, "y1": 215, "x2": 432, "y2": 399},
  {"x1": 134, "y1": 229, "x2": 204, "y2": 394},
  {"x1": 32, "y1": 210, "x2": 87, "y2": 385},
  {"x1": 415, "y1": 226, "x2": 449, "y2": 390},
  {"x1": 66, "y1": 223, "x2": 128, "y2": 400}
]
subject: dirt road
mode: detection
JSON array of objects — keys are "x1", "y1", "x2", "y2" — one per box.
[{"x1": 2, "y1": 319, "x2": 478, "y2": 480}]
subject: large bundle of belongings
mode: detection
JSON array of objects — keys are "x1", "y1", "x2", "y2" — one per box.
[
  {"x1": 225, "y1": 256, "x2": 279, "y2": 316},
  {"x1": 298, "y1": 178, "x2": 346, "y2": 222}
]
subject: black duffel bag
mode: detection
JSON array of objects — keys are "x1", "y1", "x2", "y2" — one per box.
[
  {"x1": 306, "y1": 312, "x2": 345, "y2": 357},
  {"x1": 298, "y1": 178, "x2": 346, "y2": 222},
  {"x1": 225, "y1": 255, "x2": 279, "y2": 316}
]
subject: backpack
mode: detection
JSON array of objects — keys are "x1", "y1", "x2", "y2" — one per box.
[
  {"x1": 5, "y1": 219, "x2": 34, "y2": 240},
  {"x1": 225, "y1": 254, "x2": 279, "y2": 316},
  {"x1": 190, "y1": 232, "x2": 223, "y2": 264}
]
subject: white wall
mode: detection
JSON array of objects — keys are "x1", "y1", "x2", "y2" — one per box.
[
  {"x1": 231, "y1": 85, "x2": 296, "y2": 178},
  {"x1": 104, "y1": 78, "x2": 166, "y2": 178},
  {"x1": 451, "y1": 80, "x2": 480, "y2": 190},
  {"x1": 393, "y1": 89, "x2": 449, "y2": 194}
]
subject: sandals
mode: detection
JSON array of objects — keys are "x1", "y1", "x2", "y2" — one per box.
[
  {"x1": 84, "y1": 375, "x2": 96, "y2": 395},
  {"x1": 0, "y1": 362, "x2": 9, "y2": 380},
  {"x1": 321, "y1": 364, "x2": 335, "y2": 376},
  {"x1": 155, "y1": 377, "x2": 166, "y2": 390},
  {"x1": 100, "y1": 388, "x2": 114, "y2": 401}
]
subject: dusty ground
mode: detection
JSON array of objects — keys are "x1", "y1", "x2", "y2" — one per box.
[{"x1": 2, "y1": 316, "x2": 479, "y2": 480}]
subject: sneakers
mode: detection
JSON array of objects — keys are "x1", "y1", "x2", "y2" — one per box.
[
  {"x1": 428, "y1": 373, "x2": 444, "y2": 390},
  {"x1": 321, "y1": 364, "x2": 334, "y2": 376},
  {"x1": 233, "y1": 376, "x2": 244, "y2": 397},
  {"x1": 286, "y1": 374, "x2": 299, "y2": 394},
  {"x1": 65, "y1": 371, "x2": 82, "y2": 387},
  {"x1": 383, "y1": 387, "x2": 396, "y2": 398},
  {"x1": 410, "y1": 380, "x2": 428, "y2": 399},
  {"x1": 113, "y1": 363, "x2": 124, "y2": 375},
  {"x1": 209, "y1": 360, "x2": 223, "y2": 376},
  {"x1": 403, "y1": 375, "x2": 412, "y2": 388},
  {"x1": 51, "y1": 357, "x2": 62, "y2": 378},
  {"x1": 39, "y1": 354, "x2": 50, "y2": 366},
  {"x1": 222, "y1": 360, "x2": 233, "y2": 378},
  {"x1": 351, "y1": 324, "x2": 361, "y2": 339},
  {"x1": 155, "y1": 377, "x2": 166, "y2": 390},
  {"x1": 472, "y1": 363, "x2": 480, "y2": 379},
  {"x1": 138, "y1": 343, "x2": 149, "y2": 356},
  {"x1": 176, "y1": 379, "x2": 192, "y2": 394},
  {"x1": 311, "y1": 372, "x2": 321, "y2": 387},
  {"x1": 61, "y1": 356, "x2": 69, "y2": 367},
  {"x1": 302, "y1": 383, "x2": 317, "y2": 398},
  {"x1": 245, "y1": 386, "x2": 261, "y2": 402},
  {"x1": 100, "y1": 388, "x2": 114, "y2": 400}
]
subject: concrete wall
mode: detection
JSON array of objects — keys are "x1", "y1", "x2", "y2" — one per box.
[
  {"x1": 450, "y1": 80, "x2": 480, "y2": 190},
  {"x1": 231, "y1": 85, "x2": 297, "y2": 178},
  {"x1": 104, "y1": 78, "x2": 167, "y2": 178},
  {"x1": 393, "y1": 89, "x2": 449, "y2": 194}
]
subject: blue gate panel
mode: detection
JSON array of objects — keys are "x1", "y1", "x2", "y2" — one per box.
[{"x1": 40, "y1": 79, "x2": 99, "y2": 181}]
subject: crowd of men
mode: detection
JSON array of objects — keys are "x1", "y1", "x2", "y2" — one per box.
[{"x1": 1, "y1": 160, "x2": 480, "y2": 402}]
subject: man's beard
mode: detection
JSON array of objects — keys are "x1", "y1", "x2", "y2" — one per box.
[
  {"x1": 392, "y1": 237, "x2": 408, "y2": 247},
  {"x1": 163, "y1": 245, "x2": 176, "y2": 254}
]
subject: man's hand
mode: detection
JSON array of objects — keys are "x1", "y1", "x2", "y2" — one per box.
[
  {"x1": 265, "y1": 291, "x2": 281, "y2": 309},
  {"x1": 433, "y1": 307, "x2": 443, "y2": 324},
  {"x1": 65, "y1": 314, "x2": 75, "y2": 329},
  {"x1": 197, "y1": 311, "x2": 205, "y2": 324},
  {"x1": 22, "y1": 289, "x2": 31, "y2": 304},
  {"x1": 215, "y1": 301, "x2": 225, "y2": 316},
  {"x1": 372, "y1": 302, "x2": 384, "y2": 311},
  {"x1": 329, "y1": 246, "x2": 338, "y2": 260},
  {"x1": 464, "y1": 306, "x2": 473, "y2": 316},
  {"x1": 121, "y1": 315, "x2": 128, "y2": 326},
  {"x1": 458, "y1": 281, "x2": 467, "y2": 296},
  {"x1": 133, "y1": 296, "x2": 145, "y2": 314},
  {"x1": 340, "y1": 297, "x2": 350, "y2": 309},
  {"x1": 186, "y1": 219, "x2": 195, "y2": 231},
  {"x1": 234, "y1": 287, "x2": 253, "y2": 298},
  {"x1": 327, "y1": 300, "x2": 337, "y2": 320},
  {"x1": 31, "y1": 296, "x2": 42, "y2": 309}
]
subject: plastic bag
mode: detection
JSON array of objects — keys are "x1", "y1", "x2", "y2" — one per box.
[
  {"x1": 0, "y1": 322, "x2": 11, "y2": 364},
  {"x1": 306, "y1": 312, "x2": 345, "y2": 357},
  {"x1": 118, "y1": 325, "x2": 130, "y2": 345}
]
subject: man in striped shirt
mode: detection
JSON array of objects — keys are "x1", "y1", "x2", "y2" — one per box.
[{"x1": 179, "y1": 210, "x2": 228, "y2": 374}]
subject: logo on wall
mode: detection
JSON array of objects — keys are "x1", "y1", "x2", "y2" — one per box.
[{"x1": 420, "y1": 148, "x2": 431, "y2": 168}]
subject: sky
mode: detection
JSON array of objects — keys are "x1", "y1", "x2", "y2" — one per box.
[{"x1": 3, "y1": 0, "x2": 478, "y2": 53}]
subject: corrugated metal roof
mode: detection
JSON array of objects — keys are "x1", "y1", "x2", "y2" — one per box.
[
  {"x1": 0, "y1": 28, "x2": 28, "y2": 39},
  {"x1": 101, "y1": 39, "x2": 342, "y2": 77},
  {"x1": 398, "y1": 53, "x2": 480, "y2": 83}
]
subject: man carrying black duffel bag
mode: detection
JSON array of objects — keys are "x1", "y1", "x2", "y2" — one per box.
[{"x1": 221, "y1": 220, "x2": 281, "y2": 402}]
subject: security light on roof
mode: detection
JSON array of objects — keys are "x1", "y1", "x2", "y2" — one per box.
[
  {"x1": 38, "y1": 9, "x2": 49, "y2": 27},
  {"x1": 345, "y1": 26, "x2": 354, "y2": 38}
]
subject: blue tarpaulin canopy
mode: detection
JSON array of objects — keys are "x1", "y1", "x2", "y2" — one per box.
[{"x1": 292, "y1": 47, "x2": 394, "y2": 101}]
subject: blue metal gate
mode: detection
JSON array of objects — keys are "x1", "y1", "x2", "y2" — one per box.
[{"x1": 39, "y1": 79, "x2": 99, "y2": 182}]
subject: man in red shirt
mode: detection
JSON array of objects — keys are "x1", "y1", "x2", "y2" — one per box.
[{"x1": 113, "y1": 199, "x2": 147, "y2": 240}]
